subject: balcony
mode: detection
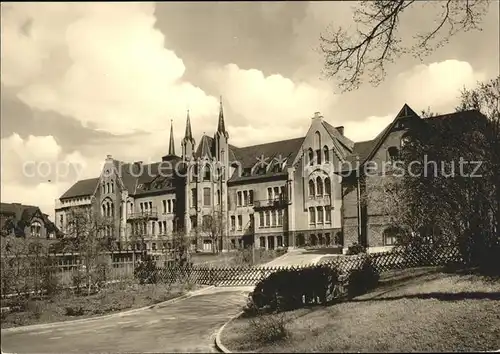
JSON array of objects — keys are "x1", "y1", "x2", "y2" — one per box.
[
  {"x1": 253, "y1": 197, "x2": 289, "y2": 209},
  {"x1": 127, "y1": 208, "x2": 158, "y2": 221}
]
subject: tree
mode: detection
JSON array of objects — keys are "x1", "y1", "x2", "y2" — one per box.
[
  {"x1": 377, "y1": 76, "x2": 499, "y2": 273},
  {"x1": 64, "y1": 207, "x2": 113, "y2": 294},
  {"x1": 171, "y1": 227, "x2": 191, "y2": 266},
  {"x1": 320, "y1": 0, "x2": 491, "y2": 91},
  {"x1": 200, "y1": 209, "x2": 226, "y2": 254}
]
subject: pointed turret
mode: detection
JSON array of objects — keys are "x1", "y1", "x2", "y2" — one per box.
[
  {"x1": 184, "y1": 109, "x2": 193, "y2": 141},
  {"x1": 168, "y1": 120, "x2": 176, "y2": 156},
  {"x1": 217, "y1": 96, "x2": 228, "y2": 138},
  {"x1": 182, "y1": 110, "x2": 196, "y2": 161}
]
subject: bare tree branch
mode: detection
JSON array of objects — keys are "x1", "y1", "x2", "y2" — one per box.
[{"x1": 321, "y1": 0, "x2": 490, "y2": 92}]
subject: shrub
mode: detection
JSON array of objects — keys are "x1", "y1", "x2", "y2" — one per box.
[
  {"x1": 41, "y1": 267, "x2": 60, "y2": 296},
  {"x1": 248, "y1": 312, "x2": 289, "y2": 343},
  {"x1": 65, "y1": 306, "x2": 85, "y2": 316},
  {"x1": 134, "y1": 255, "x2": 159, "y2": 284},
  {"x1": 248, "y1": 264, "x2": 341, "y2": 314},
  {"x1": 346, "y1": 242, "x2": 366, "y2": 255},
  {"x1": 347, "y1": 256, "x2": 380, "y2": 298}
]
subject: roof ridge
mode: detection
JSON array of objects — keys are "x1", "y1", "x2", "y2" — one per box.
[{"x1": 235, "y1": 136, "x2": 305, "y2": 150}]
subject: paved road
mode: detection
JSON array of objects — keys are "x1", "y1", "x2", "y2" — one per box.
[
  {"x1": 261, "y1": 249, "x2": 326, "y2": 268},
  {"x1": 0, "y1": 287, "x2": 251, "y2": 354}
]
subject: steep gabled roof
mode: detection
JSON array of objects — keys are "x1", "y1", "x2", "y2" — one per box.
[
  {"x1": 195, "y1": 135, "x2": 215, "y2": 159},
  {"x1": 322, "y1": 121, "x2": 354, "y2": 153},
  {"x1": 0, "y1": 202, "x2": 60, "y2": 236},
  {"x1": 229, "y1": 137, "x2": 304, "y2": 182},
  {"x1": 60, "y1": 178, "x2": 99, "y2": 199},
  {"x1": 341, "y1": 104, "x2": 420, "y2": 172}
]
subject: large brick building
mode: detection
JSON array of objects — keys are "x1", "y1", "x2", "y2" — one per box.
[{"x1": 55, "y1": 101, "x2": 482, "y2": 253}]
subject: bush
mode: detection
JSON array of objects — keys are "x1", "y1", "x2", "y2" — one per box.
[
  {"x1": 247, "y1": 264, "x2": 341, "y2": 314},
  {"x1": 347, "y1": 256, "x2": 380, "y2": 298},
  {"x1": 134, "y1": 255, "x2": 159, "y2": 284},
  {"x1": 41, "y1": 267, "x2": 60, "y2": 296},
  {"x1": 346, "y1": 242, "x2": 366, "y2": 255},
  {"x1": 65, "y1": 306, "x2": 85, "y2": 316},
  {"x1": 248, "y1": 312, "x2": 289, "y2": 343}
]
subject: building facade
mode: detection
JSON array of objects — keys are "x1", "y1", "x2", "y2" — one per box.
[
  {"x1": 1, "y1": 202, "x2": 60, "y2": 239},
  {"x1": 55, "y1": 101, "x2": 482, "y2": 253}
]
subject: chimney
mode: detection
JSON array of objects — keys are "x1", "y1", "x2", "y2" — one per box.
[
  {"x1": 336, "y1": 126, "x2": 344, "y2": 136},
  {"x1": 106, "y1": 154, "x2": 112, "y2": 160}
]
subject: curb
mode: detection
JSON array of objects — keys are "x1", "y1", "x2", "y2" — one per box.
[
  {"x1": 214, "y1": 311, "x2": 244, "y2": 353},
  {"x1": 1, "y1": 285, "x2": 215, "y2": 333}
]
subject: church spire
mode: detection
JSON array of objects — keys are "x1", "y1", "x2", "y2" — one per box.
[
  {"x1": 217, "y1": 96, "x2": 227, "y2": 134},
  {"x1": 184, "y1": 109, "x2": 193, "y2": 141},
  {"x1": 168, "y1": 120, "x2": 175, "y2": 156}
]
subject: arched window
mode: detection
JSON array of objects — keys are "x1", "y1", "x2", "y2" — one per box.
[
  {"x1": 111, "y1": 180, "x2": 114, "y2": 193},
  {"x1": 102, "y1": 182, "x2": 105, "y2": 194},
  {"x1": 110, "y1": 203, "x2": 115, "y2": 217},
  {"x1": 217, "y1": 190, "x2": 221, "y2": 205},
  {"x1": 203, "y1": 165, "x2": 211, "y2": 181},
  {"x1": 324, "y1": 177, "x2": 331, "y2": 195},
  {"x1": 316, "y1": 177, "x2": 323, "y2": 196},
  {"x1": 323, "y1": 146, "x2": 329, "y2": 163},
  {"x1": 387, "y1": 147, "x2": 399, "y2": 162},
  {"x1": 102, "y1": 204, "x2": 106, "y2": 216},
  {"x1": 308, "y1": 148, "x2": 314, "y2": 166},
  {"x1": 30, "y1": 221, "x2": 42, "y2": 237},
  {"x1": 314, "y1": 131, "x2": 321, "y2": 150},
  {"x1": 308, "y1": 179, "x2": 315, "y2": 197}
]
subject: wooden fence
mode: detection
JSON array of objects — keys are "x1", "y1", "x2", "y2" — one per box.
[
  {"x1": 1, "y1": 246, "x2": 462, "y2": 296},
  {"x1": 153, "y1": 246, "x2": 462, "y2": 287}
]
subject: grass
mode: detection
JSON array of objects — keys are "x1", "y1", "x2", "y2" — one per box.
[
  {"x1": 0, "y1": 280, "x2": 201, "y2": 329},
  {"x1": 221, "y1": 267, "x2": 500, "y2": 352}
]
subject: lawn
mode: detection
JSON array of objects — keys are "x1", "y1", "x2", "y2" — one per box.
[
  {"x1": 0, "y1": 281, "x2": 201, "y2": 329},
  {"x1": 221, "y1": 267, "x2": 500, "y2": 352}
]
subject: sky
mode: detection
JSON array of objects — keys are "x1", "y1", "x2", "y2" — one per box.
[{"x1": 1, "y1": 1, "x2": 499, "y2": 219}]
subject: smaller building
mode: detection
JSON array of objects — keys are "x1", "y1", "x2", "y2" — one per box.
[{"x1": 0, "y1": 202, "x2": 60, "y2": 239}]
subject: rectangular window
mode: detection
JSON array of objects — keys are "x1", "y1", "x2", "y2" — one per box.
[
  {"x1": 265, "y1": 211, "x2": 270, "y2": 227},
  {"x1": 274, "y1": 187, "x2": 280, "y2": 200},
  {"x1": 280, "y1": 186, "x2": 285, "y2": 199},
  {"x1": 231, "y1": 216, "x2": 236, "y2": 231},
  {"x1": 243, "y1": 191, "x2": 248, "y2": 206},
  {"x1": 277, "y1": 210, "x2": 283, "y2": 226},
  {"x1": 317, "y1": 207, "x2": 324, "y2": 224},
  {"x1": 149, "y1": 201, "x2": 152, "y2": 210},
  {"x1": 325, "y1": 206, "x2": 331, "y2": 223},
  {"x1": 191, "y1": 188, "x2": 197, "y2": 208},
  {"x1": 259, "y1": 211, "x2": 264, "y2": 228},
  {"x1": 267, "y1": 187, "x2": 273, "y2": 201},
  {"x1": 249, "y1": 190, "x2": 254, "y2": 205},
  {"x1": 167, "y1": 200, "x2": 171, "y2": 213},
  {"x1": 152, "y1": 222, "x2": 156, "y2": 235},
  {"x1": 271, "y1": 211, "x2": 277, "y2": 227},
  {"x1": 172, "y1": 199, "x2": 176, "y2": 213},
  {"x1": 203, "y1": 187, "x2": 211, "y2": 206},
  {"x1": 140, "y1": 203, "x2": 144, "y2": 212},
  {"x1": 162, "y1": 200, "x2": 167, "y2": 213},
  {"x1": 237, "y1": 191, "x2": 242, "y2": 206},
  {"x1": 309, "y1": 207, "x2": 315, "y2": 225},
  {"x1": 152, "y1": 243, "x2": 157, "y2": 251},
  {"x1": 249, "y1": 214, "x2": 254, "y2": 230},
  {"x1": 163, "y1": 221, "x2": 167, "y2": 234},
  {"x1": 237, "y1": 215, "x2": 243, "y2": 230}
]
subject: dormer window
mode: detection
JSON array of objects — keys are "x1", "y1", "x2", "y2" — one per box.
[{"x1": 30, "y1": 221, "x2": 42, "y2": 237}]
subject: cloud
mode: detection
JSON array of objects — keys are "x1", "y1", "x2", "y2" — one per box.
[
  {"x1": 0, "y1": 133, "x2": 105, "y2": 219},
  {"x1": 204, "y1": 63, "x2": 338, "y2": 129},
  {"x1": 1, "y1": 2, "x2": 219, "y2": 135},
  {"x1": 343, "y1": 115, "x2": 395, "y2": 142},
  {"x1": 394, "y1": 60, "x2": 486, "y2": 112}
]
